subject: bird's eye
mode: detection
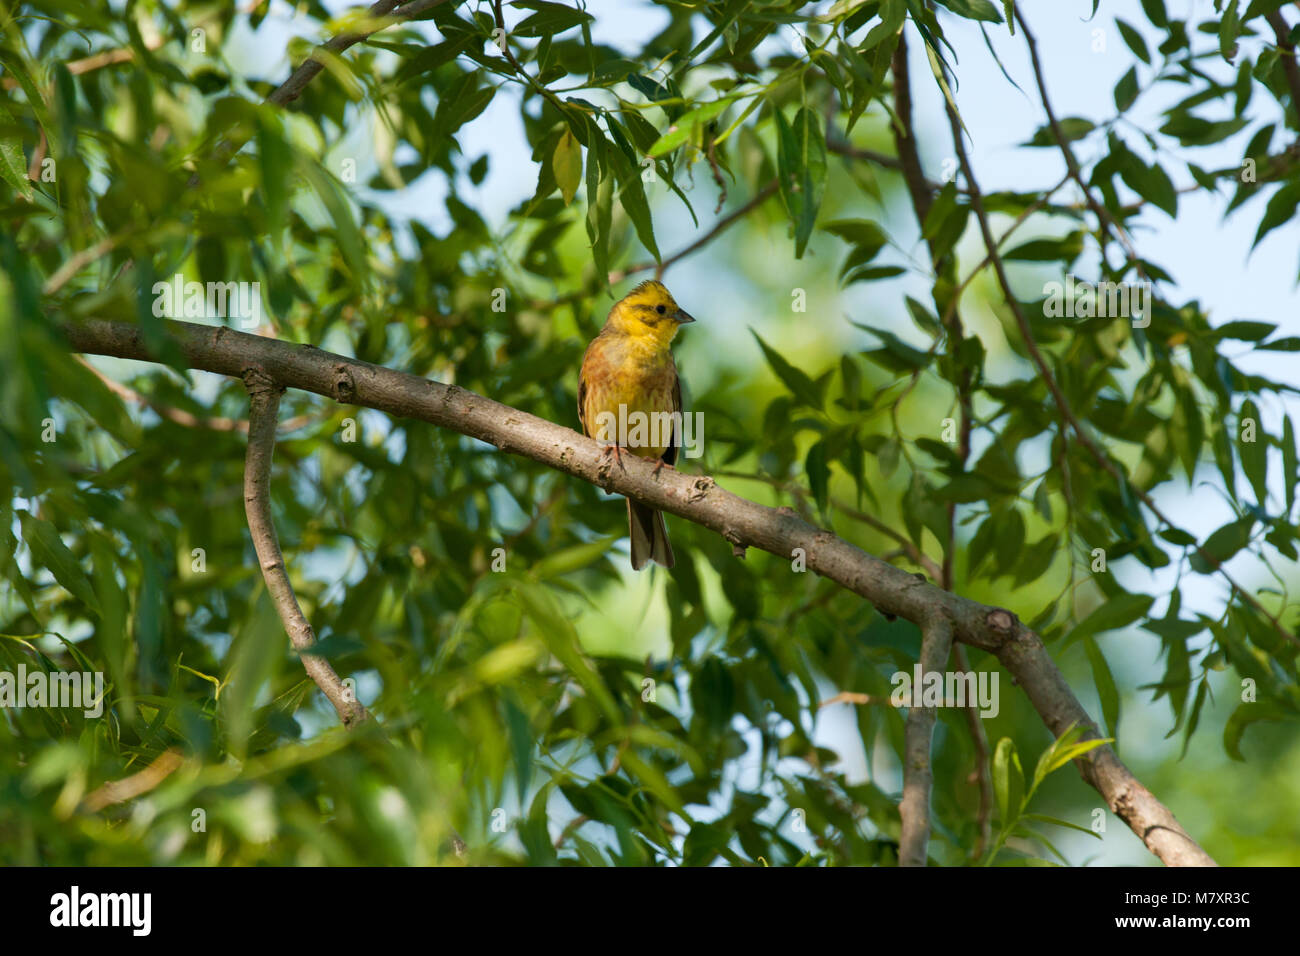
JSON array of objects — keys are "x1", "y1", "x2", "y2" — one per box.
[{"x1": 656, "y1": 304, "x2": 666, "y2": 314}]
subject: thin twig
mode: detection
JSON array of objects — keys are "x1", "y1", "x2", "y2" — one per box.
[
  {"x1": 78, "y1": 356, "x2": 315, "y2": 432},
  {"x1": 242, "y1": 367, "x2": 369, "y2": 727},
  {"x1": 81, "y1": 748, "x2": 185, "y2": 812},
  {"x1": 899, "y1": 614, "x2": 954, "y2": 867},
  {"x1": 609, "y1": 178, "x2": 780, "y2": 284},
  {"x1": 190, "y1": 0, "x2": 454, "y2": 185},
  {"x1": 943, "y1": 87, "x2": 1298, "y2": 652},
  {"x1": 1265, "y1": 11, "x2": 1300, "y2": 122},
  {"x1": 491, "y1": 0, "x2": 571, "y2": 116},
  {"x1": 268, "y1": 0, "x2": 453, "y2": 107},
  {"x1": 1015, "y1": 10, "x2": 1145, "y2": 277},
  {"x1": 818, "y1": 691, "x2": 895, "y2": 709},
  {"x1": 43, "y1": 236, "x2": 122, "y2": 296},
  {"x1": 952, "y1": 644, "x2": 992, "y2": 859}
]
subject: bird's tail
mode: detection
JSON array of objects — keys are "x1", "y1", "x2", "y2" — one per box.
[{"x1": 627, "y1": 498, "x2": 674, "y2": 570}]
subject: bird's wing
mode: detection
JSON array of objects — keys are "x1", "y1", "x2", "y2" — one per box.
[
  {"x1": 577, "y1": 347, "x2": 590, "y2": 437},
  {"x1": 663, "y1": 356, "x2": 681, "y2": 467}
]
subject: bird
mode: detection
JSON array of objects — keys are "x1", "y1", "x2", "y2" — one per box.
[{"x1": 578, "y1": 279, "x2": 695, "y2": 570}]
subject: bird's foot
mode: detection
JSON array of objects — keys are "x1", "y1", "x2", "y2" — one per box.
[{"x1": 600, "y1": 444, "x2": 626, "y2": 470}]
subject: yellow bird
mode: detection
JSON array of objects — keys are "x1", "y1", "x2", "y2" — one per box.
[{"x1": 578, "y1": 280, "x2": 695, "y2": 570}]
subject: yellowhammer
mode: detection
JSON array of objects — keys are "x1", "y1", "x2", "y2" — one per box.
[{"x1": 578, "y1": 279, "x2": 695, "y2": 570}]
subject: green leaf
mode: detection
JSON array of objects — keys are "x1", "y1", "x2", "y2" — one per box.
[
  {"x1": 610, "y1": 148, "x2": 659, "y2": 260},
  {"x1": 1004, "y1": 232, "x2": 1085, "y2": 262},
  {"x1": 515, "y1": 581, "x2": 620, "y2": 723},
  {"x1": 395, "y1": 35, "x2": 472, "y2": 83},
  {"x1": 934, "y1": 0, "x2": 1003, "y2": 22},
  {"x1": 1283, "y1": 415, "x2": 1297, "y2": 515},
  {"x1": 1061, "y1": 593, "x2": 1154, "y2": 647},
  {"x1": 1023, "y1": 117, "x2": 1094, "y2": 147},
  {"x1": 992, "y1": 737, "x2": 1024, "y2": 824},
  {"x1": 0, "y1": 103, "x2": 32, "y2": 202},
  {"x1": 806, "y1": 440, "x2": 830, "y2": 511},
  {"x1": 775, "y1": 107, "x2": 827, "y2": 259},
  {"x1": 584, "y1": 137, "x2": 612, "y2": 281},
  {"x1": 301, "y1": 160, "x2": 368, "y2": 283},
  {"x1": 1032, "y1": 724, "x2": 1111, "y2": 784},
  {"x1": 1113, "y1": 66, "x2": 1139, "y2": 113},
  {"x1": 1082, "y1": 636, "x2": 1120, "y2": 739},
  {"x1": 1238, "y1": 399, "x2": 1268, "y2": 507},
  {"x1": 430, "y1": 71, "x2": 496, "y2": 142},
  {"x1": 19, "y1": 513, "x2": 101, "y2": 616},
  {"x1": 751, "y1": 330, "x2": 823, "y2": 408},
  {"x1": 1215, "y1": 320, "x2": 1276, "y2": 341},
  {"x1": 531, "y1": 534, "x2": 619, "y2": 578},
  {"x1": 1252, "y1": 182, "x2": 1300, "y2": 250},
  {"x1": 647, "y1": 99, "x2": 730, "y2": 157},
  {"x1": 1223, "y1": 700, "x2": 1288, "y2": 761},
  {"x1": 552, "y1": 129, "x2": 582, "y2": 205},
  {"x1": 1218, "y1": 0, "x2": 1241, "y2": 63},
  {"x1": 1022, "y1": 812, "x2": 1104, "y2": 839},
  {"x1": 1115, "y1": 18, "x2": 1150, "y2": 64},
  {"x1": 1190, "y1": 516, "x2": 1254, "y2": 573},
  {"x1": 1140, "y1": 0, "x2": 1167, "y2": 28},
  {"x1": 824, "y1": 219, "x2": 888, "y2": 254},
  {"x1": 512, "y1": 2, "x2": 595, "y2": 38},
  {"x1": 0, "y1": 49, "x2": 60, "y2": 157}
]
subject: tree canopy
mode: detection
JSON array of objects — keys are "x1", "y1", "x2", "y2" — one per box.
[{"x1": 3, "y1": 0, "x2": 1299, "y2": 866}]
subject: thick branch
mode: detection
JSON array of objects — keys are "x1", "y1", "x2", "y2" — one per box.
[
  {"x1": 242, "y1": 366, "x2": 369, "y2": 727},
  {"x1": 65, "y1": 317, "x2": 1217, "y2": 866},
  {"x1": 898, "y1": 614, "x2": 953, "y2": 867}
]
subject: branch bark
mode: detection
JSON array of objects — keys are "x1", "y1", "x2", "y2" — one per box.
[
  {"x1": 898, "y1": 614, "x2": 953, "y2": 867},
  {"x1": 242, "y1": 366, "x2": 369, "y2": 727},
  {"x1": 64, "y1": 317, "x2": 1218, "y2": 866},
  {"x1": 1265, "y1": 10, "x2": 1300, "y2": 124}
]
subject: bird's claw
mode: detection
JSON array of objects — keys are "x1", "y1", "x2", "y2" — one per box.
[{"x1": 601, "y1": 444, "x2": 626, "y2": 470}]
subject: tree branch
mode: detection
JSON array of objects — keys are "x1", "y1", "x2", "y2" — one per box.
[
  {"x1": 888, "y1": 38, "x2": 991, "y2": 858},
  {"x1": 242, "y1": 366, "x2": 369, "y2": 727},
  {"x1": 1265, "y1": 10, "x2": 1300, "y2": 124},
  {"x1": 952, "y1": 644, "x2": 993, "y2": 859},
  {"x1": 608, "y1": 178, "x2": 780, "y2": 284},
  {"x1": 899, "y1": 614, "x2": 953, "y2": 867},
  {"x1": 1015, "y1": 10, "x2": 1145, "y2": 276},
  {"x1": 267, "y1": 0, "x2": 454, "y2": 107},
  {"x1": 62, "y1": 316, "x2": 1218, "y2": 866}
]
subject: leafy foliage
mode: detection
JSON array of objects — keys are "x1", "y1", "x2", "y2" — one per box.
[{"x1": 1, "y1": 0, "x2": 1298, "y2": 865}]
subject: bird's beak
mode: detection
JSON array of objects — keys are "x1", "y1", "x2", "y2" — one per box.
[{"x1": 673, "y1": 308, "x2": 696, "y2": 325}]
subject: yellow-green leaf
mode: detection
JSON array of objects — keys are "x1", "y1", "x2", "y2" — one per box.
[{"x1": 553, "y1": 129, "x2": 582, "y2": 205}]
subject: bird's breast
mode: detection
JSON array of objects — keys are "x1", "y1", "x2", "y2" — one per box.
[{"x1": 581, "y1": 334, "x2": 679, "y2": 459}]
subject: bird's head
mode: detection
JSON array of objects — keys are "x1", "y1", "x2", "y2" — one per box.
[{"x1": 606, "y1": 279, "x2": 696, "y2": 344}]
